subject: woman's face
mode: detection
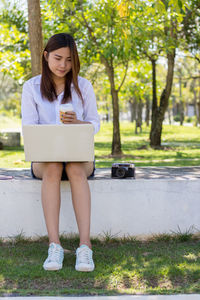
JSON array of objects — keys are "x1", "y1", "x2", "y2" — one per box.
[{"x1": 44, "y1": 47, "x2": 72, "y2": 80}]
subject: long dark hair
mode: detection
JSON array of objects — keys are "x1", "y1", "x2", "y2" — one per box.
[{"x1": 41, "y1": 33, "x2": 83, "y2": 103}]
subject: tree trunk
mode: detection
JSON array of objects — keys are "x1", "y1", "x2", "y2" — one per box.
[
  {"x1": 150, "y1": 51, "x2": 175, "y2": 147},
  {"x1": 145, "y1": 96, "x2": 150, "y2": 126},
  {"x1": 168, "y1": 108, "x2": 171, "y2": 125},
  {"x1": 111, "y1": 88, "x2": 122, "y2": 154},
  {"x1": 27, "y1": 0, "x2": 43, "y2": 76},
  {"x1": 102, "y1": 61, "x2": 122, "y2": 155},
  {"x1": 192, "y1": 78, "x2": 199, "y2": 126},
  {"x1": 198, "y1": 71, "x2": 200, "y2": 126},
  {"x1": 105, "y1": 102, "x2": 109, "y2": 122},
  {"x1": 149, "y1": 58, "x2": 159, "y2": 145},
  {"x1": 192, "y1": 79, "x2": 197, "y2": 119},
  {"x1": 135, "y1": 98, "x2": 142, "y2": 134},
  {"x1": 135, "y1": 100, "x2": 138, "y2": 134},
  {"x1": 129, "y1": 99, "x2": 136, "y2": 122},
  {"x1": 179, "y1": 75, "x2": 184, "y2": 126},
  {"x1": 197, "y1": 101, "x2": 200, "y2": 126},
  {"x1": 180, "y1": 102, "x2": 184, "y2": 125}
]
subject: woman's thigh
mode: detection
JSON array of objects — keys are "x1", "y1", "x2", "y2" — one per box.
[
  {"x1": 65, "y1": 162, "x2": 94, "y2": 179},
  {"x1": 32, "y1": 162, "x2": 63, "y2": 179}
]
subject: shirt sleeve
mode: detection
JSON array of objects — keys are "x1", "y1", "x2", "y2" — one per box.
[
  {"x1": 21, "y1": 81, "x2": 39, "y2": 125},
  {"x1": 83, "y1": 81, "x2": 100, "y2": 134}
]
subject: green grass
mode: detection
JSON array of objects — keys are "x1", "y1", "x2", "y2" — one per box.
[
  {"x1": 95, "y1": 122, "x2": 200, "y2": 167},
  {"x1": 0, "y1": 234, "x2": 200, "y2": 296},
  {"x1": 1, "y1": 116, "x2": 200, "y2": 168}
]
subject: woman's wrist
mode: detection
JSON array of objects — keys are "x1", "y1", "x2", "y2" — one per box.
[{"x1": 76, "y1": 120, "x2": 91, "y2": 125}]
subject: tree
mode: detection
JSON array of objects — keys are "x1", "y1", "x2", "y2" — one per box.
[
  {"x1": 182, "y1": 0, "x2": 200, "y2": 125},
  {"x1": 48, "y1": 0, "x2": 136, "y2": 155},
  {"x1": 0, "y1": 2, "x2": 31, "y2": 82},
  {"x1": 27, "y1": 0, "x2": 43, "y2": 76},
  {"x1": 120, "y1": 60, "x2": 152, "y2": 129},
  {"x1": 139, "y1": 1, "x2": 179, "y2": 147},
  {"x1": 172, "y1": 56, "x2": 199, "y2": 125},
  {"x1": 123, "y1": 0, "x2": 192, "y2": 146},
  {"x1": 182, "y1": 0, "x2": 200, "y2": 64},
  {"x1": 148, "y1": 0, "x2": 200, "y2": 144}
]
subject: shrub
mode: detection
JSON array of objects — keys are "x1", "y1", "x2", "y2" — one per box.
[
  {"x1": 185, "y1": 116, "x2": 192, "y2": 123},
  {"x1": 173, "y1": 114, "x2": 181, "y2": 122}
]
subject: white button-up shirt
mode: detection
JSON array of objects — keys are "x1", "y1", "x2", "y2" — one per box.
[{"x1": 21, "y1": 75, "x2": 100, "y2": 134}]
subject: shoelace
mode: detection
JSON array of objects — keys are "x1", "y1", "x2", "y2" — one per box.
[
  {"x1": 77, "y1": 248, "x2": 92, "y2": 264},
  {"x1": 48, "y1": 245, "x2": 62, "y2": 262}
]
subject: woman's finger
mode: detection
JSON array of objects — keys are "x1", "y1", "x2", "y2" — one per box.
[{"x1": 60, "y1": 111, "x2": 77, "y2": 123}]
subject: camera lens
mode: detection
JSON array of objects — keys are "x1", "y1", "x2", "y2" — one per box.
[{"x1": 116, "y1": 167, "x2": 126, "y2": 178}]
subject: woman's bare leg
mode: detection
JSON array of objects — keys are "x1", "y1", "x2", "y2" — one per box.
[
  {"x1": 32, "y1": 162, "x2": 63, "y2": 245},
  {"x1": 65, "y1": 162, "x2": 94, "y2": 249}
]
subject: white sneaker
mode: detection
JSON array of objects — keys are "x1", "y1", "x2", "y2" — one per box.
[
  {"x1": 75, "y1": 244, "x2": 95, "y2": 272},
  {"x1": 43, "y1": 242, "x2": 64, "y2": 271}
]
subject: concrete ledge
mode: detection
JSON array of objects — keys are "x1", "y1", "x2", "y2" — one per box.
[
  {"x1": 0, "y1": 130, "x2": 20, "y2": 147},
  {"x1": 0, "y1": 167, "x2": 200, "y2": 238}
]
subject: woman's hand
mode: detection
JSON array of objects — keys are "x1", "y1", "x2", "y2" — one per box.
[{"x1": 60, "y1": 111, "x2": 79, "y2": 124}]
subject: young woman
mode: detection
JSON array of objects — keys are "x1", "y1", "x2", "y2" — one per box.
[{"x1": 21, "y1": 33, "x2": 100, "y2": 272}]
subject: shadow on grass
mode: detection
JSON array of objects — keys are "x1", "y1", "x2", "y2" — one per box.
[
  {"x1": 95, "y1": 142, "x2": 111, "y2": 149},
  {"x1": 3, "y1": 146, "x2": 24, "y2": 151},
  {"x1": 0, "y1": 237, "x2": 200, "y2": 296}
]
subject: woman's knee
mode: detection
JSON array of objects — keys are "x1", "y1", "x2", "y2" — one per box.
[
  {"x1": 65, "y1": 163, "x2": 86, "y2": 179},
  {"x1": 43, "y1": 162, "x2": 63, "y2": 179}
]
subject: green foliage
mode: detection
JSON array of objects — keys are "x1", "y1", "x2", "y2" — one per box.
[
  {"x1": 0, "y1": 44, "x2": 31, "y2": 82},
  {"x1": 47, "y1": 0, "x2": 135, "y2": 82},
  {"x1": 0, "y1": 1, "x2": 31, "y2": 82},
  {"x1": 0, "y1": 1, "x2": 27, "y2": 34},
  {"x1": 126, "y1": 0, "x2": 188, "y2": 59},
  {"x1": 182, "y1": 0, "x2": 200, "y2": 59},
  {"x1": 185, "y1": 116, "x2": 192, "y2": 123},
  {"x1": 120, "y1": 60, "x2": 152, "y2": 105},
  {"x1": 173, "y1": 114, "x2": 181, "y2": 122},
  {"x1": 0, "y1": 93, "x2": 21, "y2": 117},
  {"x1": 171, "y1": 225, "x2": 195, "y2": 242}
]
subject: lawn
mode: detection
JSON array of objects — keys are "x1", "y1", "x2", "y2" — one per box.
[
  {"x1": 95, "y1": 122, "x2": 200, "y2": 167},
  {"x1": 0, "y1": 115, "x2": 200, "y2": 168},
  {"x1": 0, "y1": 234, "x2": 200, "y2": 296}
]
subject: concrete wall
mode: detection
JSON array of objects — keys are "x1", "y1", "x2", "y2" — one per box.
[
  {"x1": 0, "y1": 131, "x2": 20, "y2": 147},
  {"x1": 0, "y1": 178, "x2": 200, "y2": 238}
]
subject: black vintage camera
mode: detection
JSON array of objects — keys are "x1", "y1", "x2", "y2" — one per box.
[{"x1": 111, "y1": 163, "x2": 135, "y2": 179}]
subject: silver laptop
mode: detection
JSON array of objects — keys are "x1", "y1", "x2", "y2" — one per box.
[{"x1": 23, "y1": 124, "x2": 94, "y2": 162}]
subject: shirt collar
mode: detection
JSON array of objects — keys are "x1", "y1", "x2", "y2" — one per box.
[{"x1": 36, "y1": 75, "x2": 76, "y2": 87}]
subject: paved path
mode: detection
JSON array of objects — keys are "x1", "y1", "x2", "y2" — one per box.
[
  {"x1": 0, "y1": 295, "x2": 200, "y2": 299},
  {"x1": 1, "y1": 166, "x2": 200, "y2": 180}
]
